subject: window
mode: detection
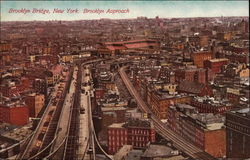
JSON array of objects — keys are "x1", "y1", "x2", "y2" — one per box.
[{"x1": 242, "y1": 136, "x2": 245, "y2": 154}]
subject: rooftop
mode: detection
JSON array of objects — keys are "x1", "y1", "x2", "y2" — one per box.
[
  {"x1": 2, "y1": 127, "x2": 32, "y2": 141},
  {"x1": 209, "y1": 58, "x2": 229, "y2": 62},
  {"x1": 123, "y1": 119, "x2": 153, "y2": 128},
  {"x1": 188, "y1": 113, "x2": 225, "y2": 130},
  {"x1": 114, "y1": 145, "x2": 133, "y2": 160},
  {"x1": 101, "y1": 106, "x2": 127, "y2": 112},
  {"x1": 108, "y1": 123, "x2": 125, "y2": 128},
  {"x1": 230, "y1": 107, "x2": 250, "y2": 118},
  {"x1": 142, "y1": 144, "x2": 179, "y2": 158},
  {"x1": 193, "y1": 96, "x2": 232, "y2": 107}
]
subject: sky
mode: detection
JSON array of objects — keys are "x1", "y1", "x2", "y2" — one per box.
[{"x1": 0, "y1": 1, "x2": 249, "y2": 21}]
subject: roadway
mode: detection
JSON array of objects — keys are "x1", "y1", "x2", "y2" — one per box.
[
  {"x1": 119, "y1": 66, "x2": 217, "y2": 160},
  {"x1": 78, "y1": 65, "x2": 92, "y2": 160},
  {"x1": 80, "y1": 64, "x2": 113, "y2": 160},
  {"x1": 49, "y1": 66, "x2": 78, "y2": 160}
]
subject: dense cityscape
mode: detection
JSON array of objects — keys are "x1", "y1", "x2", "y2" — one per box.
[{"x1": 0, "y1": 16, "x2": 249, "y2": 160}]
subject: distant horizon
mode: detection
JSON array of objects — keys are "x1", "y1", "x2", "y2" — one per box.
[
  {"x1": 0, "y1": 1, "x2": 249, "y2": 22},
  {"x1": 1, "y1": 15, "x2": 249, "y2": 23}
]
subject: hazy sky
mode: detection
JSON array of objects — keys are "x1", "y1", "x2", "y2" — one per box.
[{"x1": 0, "y1": 1, "x2": 249, "y2": 21}]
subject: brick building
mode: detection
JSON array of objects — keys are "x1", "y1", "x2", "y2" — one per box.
[
  {"x1": 24, "y1": 93, "x2": 45, "y2": 117},
  {"x1": 226, "y1": 88, "x2": 243, "y2": 104},
  {"x1": 0, "y1": 54, "x2": 12, "y2": 66},
  {"x1": 175, "y1": 67, "x2": 207, "y2": 84},
  {"x1": 225, "y1": 107, "x2": 250, "y2": 159},
  {"x1": 168, "y1": 104, "x2": 226, "y2": 158},
  {"x1": 204, "y1": 58, "x2": 229, "y2": 74},
  {"x1": 33, "y1": 78, "x2": 47, "y2": 95},
  {"x1": 191, "y1": 96, "x2": 233, "y2": 114},
  {"x1": 147, "y1": 90, "x2": 192, "y2": 119},
  {"x1": 0, "y1": 42, "x2": 12, "y2": 52},
  {"x1": 99, "y1": 107, "x2": 128, "y2": 146},
  {"x1": 0, "y1": 78, "x2": 31, "y2": 97},
  {"x1": 0, "y1": 97, "x2": 29, "y2": 126},
  {"x1": 191, "y1": 51, "x2": 212, "y2": 68},
  {"x1": 94, "y1": 88, "x2": 105, "y2": 99},
  {"x1": 178, "y1": 81, "x2": 213, "y2": 97},
  {"x1": 225, "y1": 52, "x2": 248, "y2": 63},
  {"x1": 107, "y1": 119, "x2": 155, "y2": 154}
]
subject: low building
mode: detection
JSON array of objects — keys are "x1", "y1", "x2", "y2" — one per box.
[
  {"x1": 191, "y1": 96, "x2": 233, "y2": 114},
  {"x1": 141, "y1": 144, "x2": 186, "y2": 160},
  {"x1": 147, "y1": 90, "x2": 192, "y2": 119},
  {"x1": 108, "y1": 119, "x2": 155, "y2": 154},
  {"x1": 99, "y1": 107, "x2": 128, "y2": 146},
  {"x1": 175, "y1": 67, "x2": 206, "y2": 84},
  {"x1": 0, "y1": 97, "x2": 29, "y2": 126},
  {"x1": 225, "y1": 107, "x2": 250, "y2": 159},
  {"x1": 108, "y1": 122, "x2": 127, "y2": 154},
  {"x1": 178, "y1": 81, "x2": 213, "y2": 97},
  {"x1": 204, "y1": 58, "x2": 229, "y2": 74},
  {"x1": 0, "y1": 126, "x2": 32, "y2": 159},
  {"x1": 113, "y1": 145, "x2": 133, "y2": 160}
]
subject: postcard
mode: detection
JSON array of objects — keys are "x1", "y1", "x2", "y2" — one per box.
[{"x1": 0, "y1": 1, "x2": 249, "y2": 160}]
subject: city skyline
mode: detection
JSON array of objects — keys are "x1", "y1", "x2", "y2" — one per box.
[{"x1": 0, "y1": 1, "x2": 249, "y2": 21}]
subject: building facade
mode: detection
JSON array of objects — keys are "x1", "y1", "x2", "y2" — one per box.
[
  {"x1": 25, "y1": 93, "x2": 45, "y2": 117},
  {"x1": 107, "y1": 119, "x2": 155, "y2": 155},
  {"x1": 0, "y1": 103, "x2": 29, "y2": 126},
  {"x1": 168, "y1": 104, "x2": 226, "y2": 158},
  {"x1": 226, "y1": 108, "x2": 250, "y2": 159}
]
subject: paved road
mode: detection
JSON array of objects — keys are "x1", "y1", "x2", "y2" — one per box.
[{"x1": 78, "y1": 66, "x2": 91, "y2": 160}]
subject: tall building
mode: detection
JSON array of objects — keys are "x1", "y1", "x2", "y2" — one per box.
[
  {"x1": 191, "y1": 51, "x2": 212, "y2": 68},
  {"x1": 168, "y1": 104, "x2": 226, "y2": 158},
  {"x1": 25, "y1": 93, "x2": 45, "y2": 117},
  {"x1": 226, "y1": 107, "x2": 250, "y2": 159}
]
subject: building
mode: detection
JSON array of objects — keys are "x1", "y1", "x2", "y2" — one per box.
[
  {"x1": 0, "y1": 127, "x2": 32, "y2": 159},
  {"x1": 0, "y1": 97, "x2": 29, "y2": 126},
  {"x1": 199, "y1": 35, "x2": 210, "y2": 47},
  {"x1": 191, "y1": 51, "x2": 212, "y2": 68},
  {"x1": 204, "y1": 58, "x2": 229, "y2": 74},
  {"x1": 175, "y1": 67, "x2": 206, "y2": 84},
  {"x1": 0, "y1": 77, "x2": 31, "y2": 97},
  {"x1": 225, "y1": 107, "x2": 250, "y2": 159},
  {"x1": 107, "y1": 119, "x2": 155, "y2": 154},
  {"x1": 191, "y1": 96, "x2": 233, "y2": 114},
  {"x1": 33, "y1": 78, "x2": 47, "y2": 95},
  {"x1": 178, "y1": 81, "x2": 213, "y2": 97},
  {"x1": 99, "y1": 39, "x2": 160, "y2": 56},
  {"x1": 50, "y1": 64, "x2": 63, "y2": 84},
  {"x1": 0, "y1": 42, "x2": 12, "y2": 52},
  {"x1": 99, "y1": 107, "x2": 128, "y2": 146},
  {"x1": 141, "y1": 144, "x2": 186, "y2": 160},
  {"x1": 0, "y1": 54, "x2": 12, "y2": 66},
  {"x1": 168, "y1": 104, "x2": 226, "y2": 158},
  {"x1": 108, "y1": 123, "x2": 128, "y2": 154},
  {"x1": 226, "y1": 88, "x2": 243, "y2": 104},
  {"x1": 147, "y1": 90, "x2": 192, "y2": 119},
  {"x1": 24, "y1": 93, "x2": 45, "y2": 117}
]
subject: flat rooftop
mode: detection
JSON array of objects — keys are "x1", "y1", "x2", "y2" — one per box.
[{"x1": 108, "y1": 123, "x2": 125, "y2": 128}]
